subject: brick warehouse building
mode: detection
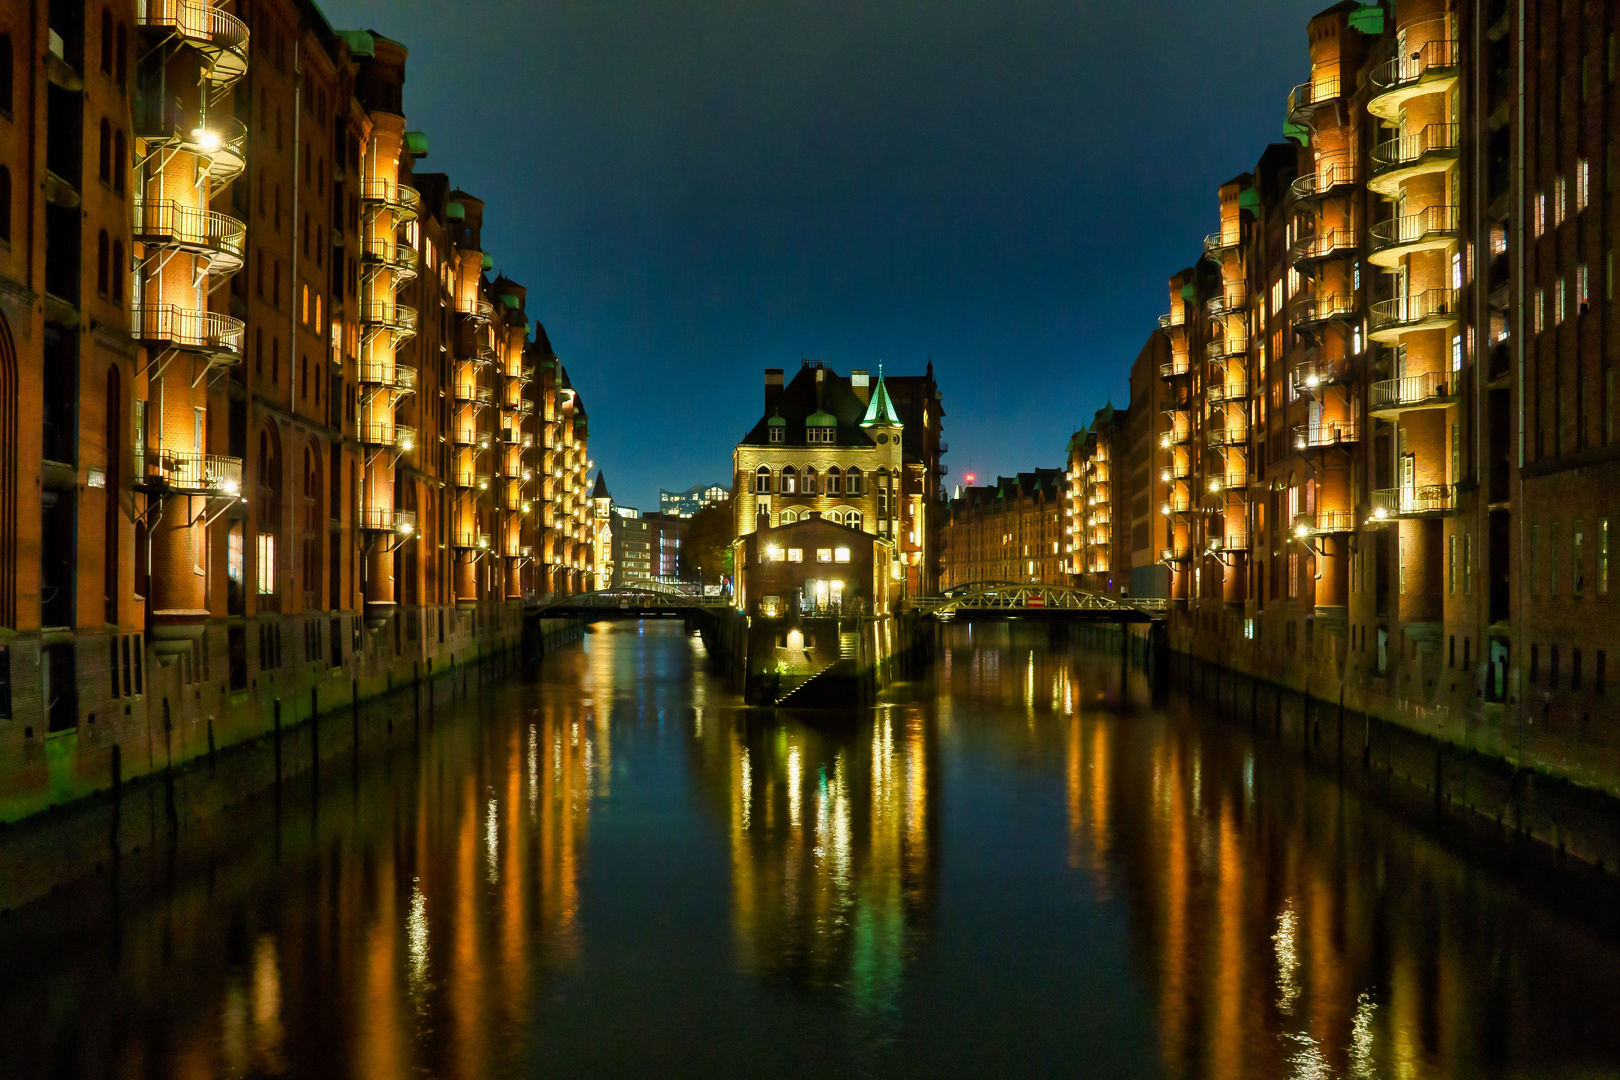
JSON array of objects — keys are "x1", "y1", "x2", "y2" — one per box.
[
  {"x1": 0, "y1": 0, "x2": 595, "y2": 823},
  {"x1": 1099, "y1": 0, "x2": 1620, "y2": 792},
  {"x1": 940, "y1": 469, "x2": 1067, "y2": 589}
]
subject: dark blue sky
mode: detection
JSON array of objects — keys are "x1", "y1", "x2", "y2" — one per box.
[{"x1": 322, "y1": 0, "x2": 1321, "y2": 510}]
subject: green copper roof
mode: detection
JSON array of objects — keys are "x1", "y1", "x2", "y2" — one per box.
[
  {"x1": 1238, "y1": 188, "x2": 1259, "y2": 214},
  {"x1": 445, "y1": 201, "x2": 466, "y2": 221},
  {"x1": 766, "y1": 411, "x2": 786, "y2": 426},
  {"x1": 805, "y1": 409, "x2": 837, "y2": 427},
  {"x1": 481, "y1": 253, "x2": 495, "y2": 271},
  {"x1": 1348, "y1": 3, "x2": 1384, "y2": 34},
  {"x1": 1179, "y1": 283, "x2": 1198, "y2": 301},
  {"x1": 337, "y1": 30, "x2": 375, "y2": 57},
  {"x1": 500, "y1": 294, "x2": 520, "y2": 309},
  {"x1": 404, "y1": 131, "x2": 429, "y2": 158},
  {"x1": 1284, "y1": 121, "x2": 1310, "y2": 147},
  {"x1": 860, "y1": 372, "x2": 902, "y2": 426}
]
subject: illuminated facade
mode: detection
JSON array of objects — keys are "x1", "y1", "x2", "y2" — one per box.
[
  {"x1": 0, "y1": 1, "x2": 591, "y2": 824},
  {"x1": 940, "y1": 470, "x2": 1067, "y2": 589},
  {"x1": 1064, "y1": 403, "x2": 1131, "y2": 596},
  {"x1": 732, "y1": 360, "x2": 945, "y2": 596}
]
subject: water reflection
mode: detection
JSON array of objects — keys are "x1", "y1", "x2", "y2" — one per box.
[{"x1": 0, "y1": 621, "x2": 1616, "y2": 1078}]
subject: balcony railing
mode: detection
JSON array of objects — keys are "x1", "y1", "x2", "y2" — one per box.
[
  {"x1": 138, "y1": 450, "x2": 242, "y2": 496},
  {"x1": 1159, "y1": 354, "x2": 1192, "y2": 379},
  {"x1": 358, "y1": 507, "x2": 417, "y2": 533},
  {"x1": 135, "y1": 99, "x2": 248, "y2": 183},
  {"x1": 1292, "y1": 419, "x2": 1359, "y2": 450},
  {"x1": 357, "y1": 301, "x2": 419, "y2": 337},
  {"x1": 1370, "y1": 124, "x2": 1459, "y2": 186},
  {"x1": 1286, "y1": 75, "x2": 1342, "y2": 121},
  {"x1": 1206, "y1": 333, "x2": 1249, "y2": 360},
  {"x1": 454, "y1": 384, "x2": 494, "y2": 405},
  {"x1": 456, "y1": 296, "x2": 496, "y2": 323},
  {"x1": 1208, "y1": 530, "x2": 1250, "y2": 552},
  {"x1": 452, "y1": 426, "x2": 489, "y2": 448},
  {"x1": 359, "y1": 177, "x2": 422, "y2": 221},
  {"x1": 1293, "y1": 509, "x2": 1355, "y2": 536},
  {"x1": 360, "y1": 235, "x2": 420, "y2": 280},
  {"x1": 132, "y1": 304, "x2": 244, "y2": 360},
  {"x1": 1371, "y1": 485, "x2": 1455, "y2": 520},
  {"x1": 1370, "y1": 372, "x2": 1456, "y2": 412},
  {"x1": 1291, "y1": 294, "x2": 1355, "y2": 330},
  {"x1": 1207, "y1": 378, "x2": 1249, "y2": 404},
  {"x1": 358, "y1": 362, "x2": 417, "y2": 393},
  {"x1": 1291, "y1": 357, "x2": 1346, "y2": 394},
  {"x1": 1208, "y1": 422, "x2": 1248, "y2": 448},
  {"x1": 1205, "y1": 286, "x2": 1249, "y2": 319},
  {"x1": 1289, "y1": 156, "x2": 1357, "y2": 201},
  {"x1": 505, "y1": 397, "x2": 535, "y2": 415},
  {"x1": 1369, "y1": 205, "x2": 1459, "y2": 261},
  {"x1": 358, "y1": 422, "x2": 416, "y2": 452},
  {"x1": 1160, "y1": 545, "x2": 1192, "y2": 563},
  {"x1": 131, "y1": 198, "x2": 247, "y2": 271},
  {"x1": 450, "y1": 531, "x2": 492, "y2": 550},
  {"x1": 1204, "y1": 228, "x2": 1242, "y2": 259},
  {"x1": 138, "y1": 0, "x2": 249, "y2": 87},
  {"x1": 1289, "y1": 226, "x2": 1358, "y2": 267},
  {"x1": 1158, "y1": 310, "x2": 1185, "y2": 330},
  {"x1": 1369, "y1": 288, "x2": 1458, "y2": 337},
  {"x1": 1369, "y1": 32, "x2": 1459, "y2": 117}
]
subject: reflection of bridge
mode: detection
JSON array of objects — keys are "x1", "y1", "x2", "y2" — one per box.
[
  {"x1": 905, "y1": 581, "x2": 1168, "y2": 622},
  {"x1": 527, "y1": 584, "x2": 731, "y2": 618}
]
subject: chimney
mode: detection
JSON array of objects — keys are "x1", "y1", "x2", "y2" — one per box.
[
  {"x1": 764, "y1": 369, "x2": 784, "y2": 412},
  {"x1": 851, "y1": 369, "x2": 870, "y2": 406}
]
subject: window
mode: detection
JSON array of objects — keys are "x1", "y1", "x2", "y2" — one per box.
[
  {"x1": 1578, "y1": 265, "x2": 1591, "y2": 314},
  {"x1": 803, "y1": 467, "x2": 817, "y2": 495},
  {"x1": 845, "y1": 511, "x2": 862, "y2": 530},
  {"x1": 1555, "y1": 278, "x2": 1566, "y2": 324},
  {"x1": 780, "y1": 465, "x2": 797, "y2": 494},
  {"x1": 257, "y1": 533, "x2": 277, "y2": 594},
  {"x1": 115, "y1": 23, "x2": 125, "y2": 87},
  {"x1": 845, "y1": 467, "x2": 863, "y2": 495},
  {"x1": 787, "y1": 548, "x2": 803, "y2": 563},
  {"x1": 769, "y1": 424, "x2": 783, "y2": 444},
  {"x1": 1531, "y1": 524, "x2": 1541, "y2": 594},
  {"x1": 816, "y1": 548, "x2": 833, "y2": 563},
  {"x1": 1449, "y1": 535, "x2": 1457, "y2": 594},
  {"x1": 1398, "y1": 538, "x2": 1406, "y2": 595},
  {"x1": 834, "y1": 547, "x2": 851, "y2": 563},
  {"x1": 1535, "y1": 288, "x2": 1545, "y2": 332},
  {"x1": 1602, "y1": 519, "x2": 1610, "y2": 594},
  {"x1": 1534, "y1": 192, "x2": 1546, "y2": 236},
  {"x1": 1575, "y1": 521, "x2": 1586, "y2": 594},
  {"x1": 1551, "y1": 524, "x2": 1560, "y2": 593},
  {"x1": 1555, "y1": 176, "x2": 1567, "y2": 226},
  {"x1": 826, "y1": 466, "x2": 841, "y2": 495},
  {"x1": 1578, "y1": 159, "x2": 1590, "y2": 211},
  {"x1": 1463, "y1": 534, "x2": 1473, "y2": 596}
]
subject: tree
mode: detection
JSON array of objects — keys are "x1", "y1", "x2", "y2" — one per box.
[{"x1": 680, "y1": 499, "x2": 734, "y2": 585}]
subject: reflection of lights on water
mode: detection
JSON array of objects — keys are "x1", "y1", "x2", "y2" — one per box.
[
  {"x1": 486, "y1": 794, "x2": 500, "y2": 884},
  {"x1": 528, "y1": 723, "x2": 539, "y2": 821},
  {"x1": 407, "y1": 877, "x2": 429, "y2": 998},
  {"x1": 1283, "y1": 1032, "x2": 1332, "y2": 1080},
  {"x1": 694, "y1": 706, "x2": 703, "y2": 739},
  {"x1": 788, "y1": 745, "x2": 802, "y2": 829},
  {"x1": 1245, "y1": 754, "x2": 1255, "y2": 807},
  {"x1": 1192, "y1": 759, "x2": 1201, "y2": 809},
  {"x1": 1274, "y1": 901, "x2": 1300, "y2": 1014},
  {"x1": 740, "y1": 749, "x2": 752, "y2": 830},
  {"x1": 1349, "y1": 992, "x2": 1377, "y2": 1079}
]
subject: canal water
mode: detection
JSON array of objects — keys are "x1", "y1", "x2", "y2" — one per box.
[{"x1": 1, "y1": 620, "x2": 1617, "y2": 1079}]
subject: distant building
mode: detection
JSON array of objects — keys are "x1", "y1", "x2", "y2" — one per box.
[
  {"x1": 660, "y1": 483, "x2": 732, "y2": 518},
  {"x1": 1064, "y1": 403, "x2": 1133, "y2": 598},
  {"x1": 612, "y1": 508, "x2": 684, "y2": 586},
  {"x1": 592, "y1": 473, "x2": 615, "y2": 589},
  {"x1": 940, "y1": 470, "x2": 1067, "y2": 589}
]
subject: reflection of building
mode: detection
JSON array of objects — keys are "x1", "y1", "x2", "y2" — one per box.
[
  {"x1": 660, "y1": 483, "x2": 730, "y2": 518},
  {"x1": 940, "y1": 470, "x2": 1066, "y2": 588},
  {"x1": 0, "y1": 3, "x2": 595, "y2": 826},
  {"x1": 733, "y1": 360, "x2": 945, "y2": 596}
]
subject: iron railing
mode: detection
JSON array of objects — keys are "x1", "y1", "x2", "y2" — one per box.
[
  {"x1": 1369, "y1": 205, "x2": 1459, "y2": 257},
  {"x1": 1370, "y1": 288, "x2": 1458, "y2": 335},
  {"x1": 139, "y1": 450, "x2": 242, "y2": 495},
  {"x1": 1370, "y1": 372, "x2": 1455, "y2": 411},
  {"x1": 132, "y1": 304, "x2": 244, "y2": 358}
]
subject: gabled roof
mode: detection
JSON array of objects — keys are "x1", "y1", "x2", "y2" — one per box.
[{"x1": 738, "y1": 364, "x2": 876, "y2": 448}]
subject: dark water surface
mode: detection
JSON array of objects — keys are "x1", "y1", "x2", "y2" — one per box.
[{"x1": 3, "y1": 621, "x2": 1618, "y2": 1079}]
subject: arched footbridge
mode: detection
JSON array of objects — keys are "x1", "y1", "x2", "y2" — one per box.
[{"x1": 904, "y1": 581, "x2": 1168, "y2": 622}]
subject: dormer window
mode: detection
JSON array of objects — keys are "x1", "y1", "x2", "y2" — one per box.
[
  {"x1": 769, "y1": 426, "x2": 784, "y2": 444},
  {"x1": 805, "y1": 410, "x2": 838, "y2": 443},
  {"x1": 808, "y1": 424, "x2": 835, "y2": 443}
]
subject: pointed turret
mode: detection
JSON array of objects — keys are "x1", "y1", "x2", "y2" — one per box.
[{"x1": 860, "y1": 369, "x2": 902, "y2": 427}]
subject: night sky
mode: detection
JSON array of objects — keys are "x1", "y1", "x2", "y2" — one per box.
[{"x1": 320, "y1": 1, "x2": 1322, "y2": 511}]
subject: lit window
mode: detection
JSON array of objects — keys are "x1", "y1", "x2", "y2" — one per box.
[
  {"x1": 816, "y1": 548, "x2": 833, "y2": 563},
  {"x1": 1555, "y1": 176, "x2": 1567, "y2": 226},
  {"x1": 1535, "y1": 192, "x2": 1545, "y2": 236},
  {"x1": 834, "y1": 547, "x2": 851, "y2": 563},
  {"x1": 1578, "y1": 159, "x2": 1591, "y2": 210},
  {"x1": 1556, "y1": 278, "x2": 1566, "y2": 324},
  {"x1": 256, "y1": 533, "x2": 276, "y2": 595},
  {"x1": 787, "y1": 548, "x2": 803, "y2": 562}
]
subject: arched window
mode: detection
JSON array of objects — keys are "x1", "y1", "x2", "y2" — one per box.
[
  {"x1": 845, "y1": 467, "x2": 863, "y2": 496},
  {"x1": 802, "y1": 466, "x2": 817, "y2": 495},
  {"x1": 824, "y1": 509, "x2": 841, "y2": 525},
  {"x1": 302, "y1": 444, "x2": 321, "y2": 601},
  {"x1": 780, "y1": 509, "x2": 797, "y2": 524},
  {"x1": 826, "y1": 466, "x2": 841, "y2": 495},
  {"x1": 111, "y1": 240, "x2": 123, "y2": 302},
  {"x1": 98, "y1": 119, "x2": 111, "y2": 183},
  {"x1": 754, "y1": 465, "x2": 771, "y2": 494},
  {"x1": 100, "y1": 10, "x2": 113, "y2": 73},
  {"x1": 780, "y1": 465, "x2": 797, "y2": 494},
  {"x1": 113, "y1": 131, "x2": 125, "y2": 195},
  {"x1": 0, "y1": 35, "x2": 13, "y2": 114},
  {"x1": 96, "y1": 230, "x2": 109, "y2": 295},
  {"x1": 256, "y1": 425, "x2": 281, "y2": 596},
  {"x1": 845, "y1": 510, "x2": 863, "y2": 531},
  {"x1": 114, "y1": 24, "x2": 126, "y2": 87}
]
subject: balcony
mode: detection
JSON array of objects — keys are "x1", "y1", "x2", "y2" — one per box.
[
  {"x1": 1368, "y1": 33, "x2": 1459, "y2": 120},
  {"x1": 359, "y1": 178, "x2": 422, "y2": 222},
  {"x1": 1160, "y1": 545, "x2": 1192, "y2": 563},
  {"x1": 138, "y1": 0, "x2": 250, "y2": 88},
  {"x1": 457, "y1": 296, "x2": 496, "y2": 323},
  {"x1": 1207, "y1": 377, "x2": 1249, "y2": 404},
  {"x1": 132, "y1": 304, "x2": 244, "y2": 364},
  {"x1": 1291, "y1": 419, "x2": 1359, "y2": 451},
  {"x1": 358, "y1": 507, "x2": 417, "y2": 534},
  {"x1": 451, "y1": 531, "x2": 492, "y2": 550},
  {"x1": 1289, "y1": 156, "x2": 1357, "y2": 202},
  {"x1": 137, "y1": 450, "x2": 242, "y2": 497},
  {"x1": 1205, "y1": 286, "x2": 1249, "y2": 319},
  {"x1": 1369, "y1": 288, "x2": 1459, "y2": 341},
  {"x1": 1208, "y1": 530, "x2": 1250, "y2": 553},
  {"x1": 1369, "y1": 124, "x2": 1460, "y2": 196},
  {"x1": 357, "y1": 300, "x2": 419, "y2": 338},
  {"x1": 1289, "y1": 226, "x2": 1358, "y2": 269},
  {"x1": 1291, "y1": 294, "x2": 1355, "y2": 331},
  {"x1": 1286, "y1": 74, "x2": 1342, "y2": 127},
  {"x1": 1203, "y1": 228, "x2": 1241, "y2": 260},
  {"x1": 1206, "y1": 333, "x2": 1249, "y2": 361},
  {"x1": 358, "y1": 422, "x2": 416, "y2": 453},
  {"x1": 1369, "y1": 372, "x2": 1457, "y2": 416},
  {"x1": 1159, "y1": 353, "x2": 1192, "y2": 380},
  {"x1": 504, "y1": 397, "x2": 535, "y2": 415},
  {"x1": 1368, "y1": 204, "x2": 1459, "y2": 267},
  {"x1": 360, "y1": 235, "x2": 420, "y2": 282},
  {"x1": 136, "y1": 100, "x2": 248, "y2": 184},
  {"x1": 1158, "y1": 310, "x2": 1185, "y2": 331},
  {"x1": 1292, "y1": 509, "x2": 1355, "y2": 537},
  {"x1": 452, "y1": 426, "x2": 490, "y2": 449},
  {"x1": 131, "y1": 199, "x2": 246, "y2": 273},
  {"x1": 1207, "y1": 422, "x2": 1247, "y2": 449},
  {"x1": 1291, "y1": 357, "x2": 1347, "y2": 395},
  {"x1": 358, "y1": 362, "x2": 416, "y2": 394},
  {"x1": 454, "y1": 383, "x2": 494, "y2": 405},
  {"x1": 1370, "y1": 484, "x2": 1455, "y2": 520}
]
